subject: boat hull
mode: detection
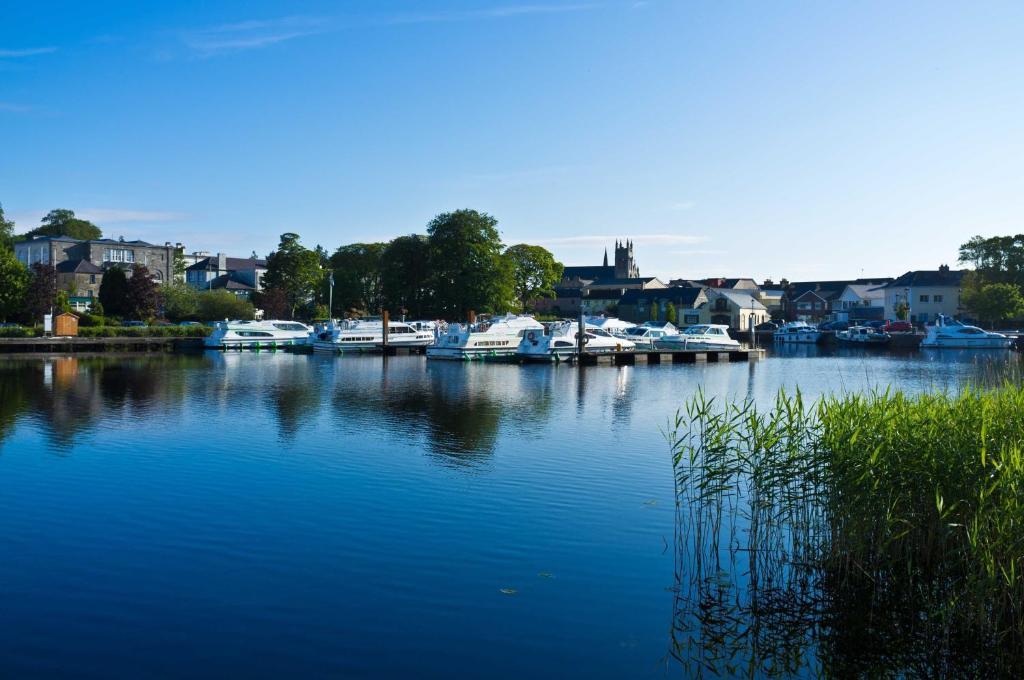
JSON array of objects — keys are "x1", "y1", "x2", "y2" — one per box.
[
  {"x1": 426, "y1": 346, "x2": 518, "y2": 361},
  {"x1": 312, "y1": 338, "x2": 434, "y2": 353}
]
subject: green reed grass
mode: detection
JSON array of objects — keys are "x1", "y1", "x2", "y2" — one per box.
[{"x1": 668, "y1": 385, "x2": 1024, "y2": 675}]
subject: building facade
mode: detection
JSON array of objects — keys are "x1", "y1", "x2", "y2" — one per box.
[
  {"x1": 880, "y1": 266, "x2": 963, "y2": 323},
  {"x1": 185, "y1": 253, "x2": 267, "y2": 299}
]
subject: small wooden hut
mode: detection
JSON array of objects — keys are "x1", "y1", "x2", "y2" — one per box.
[{"x1": 54, "y1": 312, "x2": 80, "y2": 337}]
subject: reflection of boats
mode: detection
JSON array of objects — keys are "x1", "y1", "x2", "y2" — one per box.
[
  {"x1": 774, "y1": 321, "x2": 821, "y2": 344},
  {"x1": 427, "y1": 314, "x2": 543, "y2": 361},
  {"x1": 516, "y1": 322, "x2": 635, "y2": 362},
  {"x1": 836, "y1": 326, "x2": 891, "y2": 345},
  {"x1": 655, "y1": 324, "x2": 740, "y2": 350},
  {"x1": 622, "y1": 323, "x2": 676, "y2": 348},
  {"x1": 311, "y1": 319, "x2": 435, "y2": 353},
  {"x1": 585, "y1": 316, "x2": 637, "y2": 338},
  {"x1": 920, "y1": 315, "x2": 1013, "y2": 349},
  {"x1": 204, "y1": 320, "x2": 313, "y2": 348}
]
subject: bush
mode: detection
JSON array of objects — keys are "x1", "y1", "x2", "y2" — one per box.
[
  {"x1": 197, "y1": 290, "x2": 254, "y2": 322},
  {"x1": 0, "y1": 326, "x2": 36, "y2": 338},
  {"x1": 76, "y1": 326, "x2": 209, "y2": 338},
  {"x1": 79, "y1": 313, "x2": 105, "y2": 327}
]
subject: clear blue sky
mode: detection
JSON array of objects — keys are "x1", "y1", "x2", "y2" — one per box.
[{"x1": 2, "y1": 1, "x2": 1022, "y2": 281}]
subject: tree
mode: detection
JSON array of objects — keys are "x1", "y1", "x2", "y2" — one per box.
[
  {"x1": 197, "y1": 290, "x2": 255, "y2": 321},
  {"x1": 895, "y1": 302, "x2": 909, "y2": 321},
  {"x1": 427, "y1": 210, "x2": 514, "y2": 319},
  {"x1": 963, "y1": 283, "x2": 1024, "y2": 328},
  {"x1": 253, "y1": 287, "x2": 290, "y2": 319},
  {"x1": 504, "y1": 243, "x2": 563, "y2": 312},
  {"x1": 381, "y1": 235, "x2": 433, "y2": 318},
  {"x1": 0, "y1": 246, "x2": 28, "y2": 321},
  {"x1": 650, "y1": 301, "x2": 659, "y2": 322},
  {"x1": 126, "y1": 264, "x2": 160, "y2": 319},
  {"x1": 99, "y1": 266, "x2": 130, "y2": 317},
  {"x1": 666, "y1": 302, "x2": 677, "y2": 325},
  {"x1": 172, "y1": 248, "x2": 188, "y2": 280},
  {"x1": 959, "y1": 235, "x2": 1024, "y2": 287},
  {"x1": 22, "y1": 263, "x2": 56, "y2": 324},
  {"x1": 161, "y1": 283, "x2": 200, "y2": 321},
  {"x1": 0, "y1": 202, "x2": 15, "y2": 249},
  {"x1": 329, "y1": 242, "x2": 385, "y2": 315},
  {"x1": 24, "y1": 209, "x2": 102, "y2": 241},
  {"x1": 262, "y1": 233, "x2": 322, "y2": 319}
]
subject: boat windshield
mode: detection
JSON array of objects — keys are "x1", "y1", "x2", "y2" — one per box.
[
  {"x1": 683, "y1": 325, "x2": 709, "y2": 335},
  {"x1": 625, "y1": 328, "x2": 648, "y2": 336}
]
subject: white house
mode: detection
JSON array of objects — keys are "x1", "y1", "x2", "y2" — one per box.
[{"x1": 833, "y1": 284, "x2": 885, "y2": 321}]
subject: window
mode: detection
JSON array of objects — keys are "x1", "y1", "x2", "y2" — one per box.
[
  {"x1": 813, "y1": 301, "x2": 823, "y2": 310},
  {"x1": 89, "y1": 274, "x2": 96, "y2": 283},
  {"x1": 104, "y1": 248, "x2": 135, "y2": 263},
  {"x1": 919, "y1": 295, "x2": 929, "y2": 303},
  {"x1": 684, "y1": 313, "x2": 699, "y2": 324},
  {"x1": 797, "y1": 302, "x2": 811, "y2": 311},
  {"x1": 933, "y1": 295, "x2": 943, "y2": 303}
]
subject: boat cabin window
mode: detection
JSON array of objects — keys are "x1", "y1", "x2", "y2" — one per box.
[
  {"x1": 959, "y1": 328, "x2": 983, "y2": 334},
  {"x1": 273, "y1": 323, "x2": 308, "y2": 331}
]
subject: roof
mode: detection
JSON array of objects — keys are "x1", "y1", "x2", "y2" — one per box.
[
  {"x1": 842, "y1": 284, "x2": 885, "y2": 299},
  {"x1": 55, "y1": 259, "x2": 104, "y2": 274},
  {"x1": 186, "y1": 256, "x2": 268, "y2": 271},
  {"x1": 208, "y1": 274, "x2": 255, "y2": 291},
  {"x1": 785, "y1": 278, "x2": 892, "y2": 300},
  {"x1": 619, "y1": 286, "x2": 705, "y2": 306},
  {"x1": 562, "y1": 265, "x2": 615, "y2": 282},
  {"x1": 880, "y1": 269, "x2": 965, "y2": 288},
  {"x1": 17, "y1": 235, "x2": 161, "y2": 247},
  {"x1": 711, "y1": 288, "x2": 768, "y2": 311},
  {"x1": 581, "y1": 289, "x2": 624, "y2": 300},
  {"x1": 585, "y1": 276, "x2": 660, "y2": 286},
  {"x1": 552, "y1": 286, "x2": 583, "y2": 299}
]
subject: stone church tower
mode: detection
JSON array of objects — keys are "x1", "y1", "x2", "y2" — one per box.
[{"x1": 613, "y1": 239, "x2": 639, "y2": 278}]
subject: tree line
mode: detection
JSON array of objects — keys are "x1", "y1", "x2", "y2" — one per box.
[
  {"x1": 959, "y1": 235, "x2": 1024, "y2": 327},
  {"x1": 255, "y1": 209, "x2": 563, "y2": 321}
]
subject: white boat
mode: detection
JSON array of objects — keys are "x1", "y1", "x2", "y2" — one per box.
[
  {"x1": 427, "y1": 314, "x2": 543, "y2": 360},
  {"x1": 655, "y1": 324, "x2": 740, "y2": 351},
  {"x1": 622, "y1": 323, "x2": 677, "y2": 349},
  {"x1": 311, "y1": 318, "x2": 435, "y2": 353},
  {"x1": 920, "y1": 315, "x2": 1013, "y2": 349},
  {"x1": 204, "y1": 319, "x2": 313, "y2": 349},
  {"x1": 774, "y1": 321, "x2": 822, "y2": 344},
  {"x1": 516, "y1": 322, "x2": 635, "y2": 362},
  {"x1": 585, "y1": 316, "x2": 637, "y2": 338},
  {"x1": 836, "y1": 325, "x2": 891, "y2": 345}
]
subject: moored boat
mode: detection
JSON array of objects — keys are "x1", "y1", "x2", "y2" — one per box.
[
  {"x1": 516, "y1": 322, "x2": 635, "y2": 362},
  {"x1": 836, "y1": 325, "x2": 891, "y2": 345},
  {"x1": 920, "y1": 315, "x2": 1013, "y2": 349},
  {"x1": 654, "y1": 324, "x2": 740, "y2": 351},
  {"x1": 311, "y1": 318, "x2": 435, "y2": 353},
  {"x1": 427, "y1": 314, "x2": 543, "y2": 360},
  {"x1": 774, "y1": 321, "x2": 822, "y2": 344},
  {"x1": 204, "y1": 319, "x2": 313, "y2": 349}
]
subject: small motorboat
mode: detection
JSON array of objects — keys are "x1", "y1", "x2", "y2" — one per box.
[
  {"x1": 920, "y1": 315, "x2": 1013, "y2": 349},
  {"x1": 516, "y1": 322, "x2": 635, "y2": 362},
  {"x1": 836, "y1": 325, "x2": 891, "y2": 345},
  {"x1": 655, "y1": 324, "x2": 740, "y2": 351},
  {"x1": 774, "y1": 321, "x2": 822, "y2": 344},
  {"x1": 427, "y1": 314, "x2": 543, "y2": 360}
]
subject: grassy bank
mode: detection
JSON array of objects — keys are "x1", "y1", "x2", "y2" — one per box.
[
  {"x1": 0, "y1": 326, "x2": 209, "y2": 338},
  {"x1": 668, "y1": 386, "x2": 1024, "y2": 675}
]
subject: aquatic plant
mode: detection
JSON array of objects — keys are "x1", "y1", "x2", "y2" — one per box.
[{"x1": 667, "y1": 386, "x2": 1024, "y2": 676}]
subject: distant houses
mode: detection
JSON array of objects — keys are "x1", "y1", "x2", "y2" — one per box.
[
  {"x1": 185, "y1": 253, "x2": 267, "y2": 299},
  {"x1": 879, "y1": 266, "x2": 964, "y2": 323}
]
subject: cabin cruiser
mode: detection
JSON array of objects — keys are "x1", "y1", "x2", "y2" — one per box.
[
  {"x1": 585, "y1": 316, "x2": 637, "y2": 338},
  {"x1": 516, "y1": 322, "x2": 635, "y2": 362},
  {"x1": 204, "y1": 319, "x2": 313, "y2": 349},
  {"x1": 311, "y1": 318, "x2": 435, "y2": 353},
  {"x1": 622, "y1": 322, "x2": 677, "y2": 349},
  {"x1": 836, "y1": 325, "x2": 890, "y2": 345},
  {"x1": 774, "y1": 321, "x2": 822, "y2": 344},
  {"x1": 427, "y1": 314, "x2": 543, "y2": 360},
  {"x1": 920, "y1": 315, "x2": 1013, "y2": 349},
  {"x1": 655, "y1": 324, "x2": 740, "y2": 351}
]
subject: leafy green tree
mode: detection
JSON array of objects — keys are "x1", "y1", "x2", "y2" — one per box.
[
  {"x1": 666, "y1": 302, "x2": 677, "y2": 325},
  {"x1": 127, "y1": 264, "x2": 160, "y2": 320},
  {"x1": 0, "y1": 202, "x2": 15, "y2": 249},
  {"x1": 959, "y1": 235, "x2": 1024, "y2": 287},
  {"x1": 253, "y1": 287, "x2": 290, "y2": 319},
  {"x1": 329, "y1": 242, "x2": 385, "y2": 315},
  {"x1": 895, "y1": 302, "x2": 909, "y2": 320},
  {"x1": 650, "y1": 301, "x2": 659, "y2": 322},
  {"x1": 381, "y1": 235, "x2": 433, "y2": 319},
  {"x1": 504, "y1": 243, "x2": 563, "y2": 312},
  {"x1": 22, "y1": 262, "x2": 57, "y2": 324},
  {"x1": 99, "y1": 266, "x2": 130, "y2": 317},
  {"x1": 172, "y1": 248, "x2": 188, "y2": 280},
  {"x1": 197, "y1": 290, "x2": 255, "y2": 321},
  {"x1": 161, "y1": 283, "x2": 200, "y2": 321},
  {"x1": 24, "y1": 209, "x2": 102, "y2": 240},
  {"x1": 427, "y1": 209, "x2": 514, "y2": 320},
  {"x1": 963, "y1": 283, "x2": 1024, "y2": 328},
  {"x1": 262, "y1": 233, "x2": 322, "y2": 319},
  {"x1": 0, "y1": 246, "x2": 28, "y2": 321}
]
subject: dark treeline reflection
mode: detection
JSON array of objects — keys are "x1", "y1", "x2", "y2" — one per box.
[
  {"x1": 328, "y1": 358, "x2": 557, "y2": 466},
  {"x1": 0, "y1": 355, "x2": 206, "y2": 451}
]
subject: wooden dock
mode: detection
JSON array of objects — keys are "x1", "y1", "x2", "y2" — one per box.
[
  {"x1": 0, "y1": 336, "x2": 205, "y2": 353},
  {"x1": 572, "y1": 348, "x2": 765, "y2": 366}
]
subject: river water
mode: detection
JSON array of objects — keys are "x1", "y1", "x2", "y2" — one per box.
[{"x1": 0, "y1": 348, "x2": 1016, "y2": 677}]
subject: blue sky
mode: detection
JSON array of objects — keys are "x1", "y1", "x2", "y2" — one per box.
[{"x1": 2, "y1": 0, "x2": 1022, "y2": 281}]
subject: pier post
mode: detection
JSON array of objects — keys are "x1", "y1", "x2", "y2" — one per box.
[{"x1": 382, "y1": 309, "x2": 390, "y2": 352}]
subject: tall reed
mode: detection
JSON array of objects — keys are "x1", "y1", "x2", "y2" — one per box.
[{"x1": 668, "y1": 385, "x2": 1024, "y2": 676}]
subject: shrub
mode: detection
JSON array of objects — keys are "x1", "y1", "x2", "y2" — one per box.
[{"x1": 79, "y1": 313, "x2": 105, "y2": 327}]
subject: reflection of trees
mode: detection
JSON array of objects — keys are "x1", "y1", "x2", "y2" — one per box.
[
  {"x1": 0, "y1": 355, "x2": 205, "y2": 452},
  {"x1": 329, "y1": 360, "x2": 555, "y2": 466}
]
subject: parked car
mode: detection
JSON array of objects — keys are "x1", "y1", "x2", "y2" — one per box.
[
  {"x1": 754, "y1": 321, "x2": 779, "y2": 332},
  {"x1": 883, "y1": 320, "x2": 914, "y2": 333},
  {"x1": 123, "y1": 320, "x2": 146, "y2": 327},
  {"x1": 819, "y1": 320, "x2": 851, "y2": 331},
  {"x1": 865, "y1": 320, "x2": 886, "y2": 329}
]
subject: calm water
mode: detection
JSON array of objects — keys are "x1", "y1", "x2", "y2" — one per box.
[{"x1": 0, "y1": 347, "x2": 1017, "y2": 678}]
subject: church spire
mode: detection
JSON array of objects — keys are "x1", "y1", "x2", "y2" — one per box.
[{"x1": 603, "y1": 247, "x2": 608, "y2": 267}]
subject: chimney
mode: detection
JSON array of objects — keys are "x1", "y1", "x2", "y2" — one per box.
[
  {"x1": 939, "y1": 264, "x2": 950, "y2": 272},
  {"x1": 217, "y1": 252, "x2": 227, "y2": 273}
]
